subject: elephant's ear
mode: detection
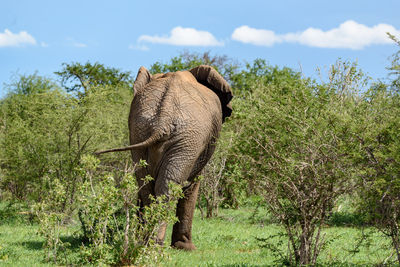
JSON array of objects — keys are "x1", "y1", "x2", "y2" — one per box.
[
  {"x1": 189, "y1": 65, "x2": 233, "y2": 122},
  {"x1": 133, "y1": 66, "x2": 151, "y2": 95}
]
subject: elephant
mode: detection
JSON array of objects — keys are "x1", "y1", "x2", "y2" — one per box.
[{"x1": 96, "y1": 65, "x2": 233, "y2": 250}]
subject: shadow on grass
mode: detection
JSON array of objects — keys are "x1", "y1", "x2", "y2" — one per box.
[
  {"x1": 247, "y1": 208, "x2": 368, "y2": 228},
  {"x1": 327, "y1": 212, "x2": 367, "y2": 227},
  {"x1": 0, "y1": 201, "x2": 35, "y2": 225},
  {"x1": 22, "y1": 240, "x2": 44, "y2": 250},
  {"x1": 22, "y1": 235, "x2": 83, "y2": 251}
]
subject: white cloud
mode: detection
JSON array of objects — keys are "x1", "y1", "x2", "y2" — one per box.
[
  {"x1": 232, "y1": 21, "x2": 400, "y2": 49},
  {"x1": 0, "y1": 29, "x2": 36, "y2": 47},
  {"x1": 232, "y1": 25, "x2": 281, "y2": 46},
  {"x1": 138, "y1": 26, "x2": 224, "y2": 46}
]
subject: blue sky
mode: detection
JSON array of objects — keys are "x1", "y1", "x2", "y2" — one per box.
[{"x1": 1, "y1": 0, "x2": 399, "y2": 97}]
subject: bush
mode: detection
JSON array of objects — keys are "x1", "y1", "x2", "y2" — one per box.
[
  {"x1": 350, "y1": 36, "x2": 400, "y2": 265},
  {"x1": 35, "y1": 155, "x2": 182, "y2": 265},
  {"x1": 0, "y1": 73, "x2": 131, "y2": 204},
  {"x1": 198, "y1": 131, "x2": 241, "y2": 217},
  {"x1": 232, "y1": 61, "x2": 363, "y2": 265},
  {"x1": 355, "y1": 85, "x2": 400, "y2": 264}
]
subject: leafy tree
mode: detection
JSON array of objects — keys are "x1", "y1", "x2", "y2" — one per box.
[
  {"x1": 196, "y1": 59, "x2": 308, "y2": 211},
  {"x1": 218, "y1": 62, "x2": 307, "y2": 208},
  {"x1": 233, "y1": 61, "x2": 363, "y2": 265},
  {"x1": 55, "y1": 62, "x2": 133, "y2": 98},
  {"x1": 0, "y1": 75, "x2": 67, "y2": 199},
  {"x1": 0, "y1": 72, "x2": 132, "y2": 203},
  {"x1": 356, "y1": 87, "x2": 400, "y2": 264},
  {"x1": 355, "y1": 37, "x2": 400, "y2": 264},
  {"x1": 149, "y1": 50, "x2": 238, "y2": 82},
  {"x1": 231, "y1": 58, "x2": 302, "y2": 95},
  {"x1": 3, "y1": 72, "x2": 58, "y2": 96}
]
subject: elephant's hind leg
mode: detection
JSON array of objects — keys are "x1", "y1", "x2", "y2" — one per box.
[
  {"x1": 153, "y1": 137, "x2": 211, "y2": 250},
  {"x1": 171, "y1": 181, "x2": 200, "y2": 251},
  {"x1": 170, "y1": 141, "x2": 217, "y2": 250}
]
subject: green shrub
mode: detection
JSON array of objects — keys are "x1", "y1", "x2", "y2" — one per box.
[
  {"x1": 232, "y1": 61, "x2": 364, "y2": 265},
  {"x1": 35, "y1": 155, "x2": 182, "y2": 265},
  {"x1": 355, "y1": 85, "x2": 400, "y2": 264},
  {"x1": 0, "y1": 73, "x2": 132, "y2": 204}
]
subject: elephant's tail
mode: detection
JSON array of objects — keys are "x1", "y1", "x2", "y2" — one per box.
[{"x1": 94, "y1": 133, "x2": 161, "y2": 155}]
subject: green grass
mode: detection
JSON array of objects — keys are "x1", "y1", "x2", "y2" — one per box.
[
  {"x1": 0, "y1": 203, "x2": 395, "y2": 266},
  {"x1": 0, "y1": 201, "x2": 47, "y2": 266},
  {"x1": 162, "y1": 208, "x2": 393, "y2": 266}
]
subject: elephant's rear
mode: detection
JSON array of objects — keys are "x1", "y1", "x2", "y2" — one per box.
[{"x1": 127, "y1": 65, "x2": 233, "y2": 251}]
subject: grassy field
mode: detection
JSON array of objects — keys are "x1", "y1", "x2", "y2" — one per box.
[{"x1": 0, "y1": 202, "x2": 394, "y2": 266}]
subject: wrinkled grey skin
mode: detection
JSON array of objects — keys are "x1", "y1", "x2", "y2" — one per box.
[{"x1": 97, "y1": 65, "x2": 233, "y2": 250}]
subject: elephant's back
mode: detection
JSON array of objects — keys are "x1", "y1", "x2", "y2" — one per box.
[
  {"x1": 128, "y1": 71, "x2": 222, "y2": 145},
  {"x1": 171, "y1": 72, "x2": 223, "y2": 146},
  {"x1": 173, "y1": 71, "x2": 222, "y2": 120}
]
